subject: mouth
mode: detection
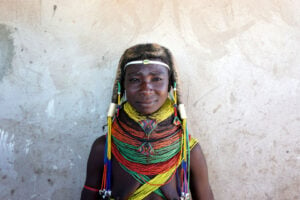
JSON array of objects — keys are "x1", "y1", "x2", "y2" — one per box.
[{"x1": 136, "y1": 100, "x2": 157, "y2": 106}]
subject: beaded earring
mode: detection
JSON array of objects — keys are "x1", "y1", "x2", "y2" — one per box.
[
  {"x1": 117, "y1": 82, "x2": 121, "y2": 117},
  {"x1": 173, "y1": 82, "x2": 181, "y2": 126}
]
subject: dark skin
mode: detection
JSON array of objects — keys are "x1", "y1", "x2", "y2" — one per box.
[{"x1": 81, "y1": 64, "x2": 214, "y2": 200}]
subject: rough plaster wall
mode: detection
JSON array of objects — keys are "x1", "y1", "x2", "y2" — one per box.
[{"x1": 0, "y1": 0, "x2": 299, "y2": 199}]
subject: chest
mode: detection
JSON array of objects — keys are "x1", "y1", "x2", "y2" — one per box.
[{"x1": 110, "y1": 158, "x2": 181, "y2": 200}]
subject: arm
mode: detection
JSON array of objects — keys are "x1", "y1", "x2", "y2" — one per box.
[
  {"x1": 81, "y1": 136, "x2": 106, "y2": 200},
  {"x1": 190, "y1": 143, "x2": 214, "y2": 200}
]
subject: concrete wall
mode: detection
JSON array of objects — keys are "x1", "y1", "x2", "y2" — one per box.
[{"x1": 0, "y1": 1, "x2": 299, "y2": 199}]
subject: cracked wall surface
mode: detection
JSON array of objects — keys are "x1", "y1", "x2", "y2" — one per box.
[{"x1": 0, "y1": 1, "x2": 299, "y2": 199}]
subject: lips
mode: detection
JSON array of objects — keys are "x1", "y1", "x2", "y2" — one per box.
[{"x1": 136, "y1": 99, "x2": 157, "y2": 107}]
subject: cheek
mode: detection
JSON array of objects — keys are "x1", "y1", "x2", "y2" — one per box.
[
  {"x1": 124, "y1": 84, "x2": 137, "y2": 95},
  {"x1": 158, "y1": 84, "x2": 169, "y2": 98},
  {"x1": 161, "y1": 80, "x2": 170, "y2": 92}
]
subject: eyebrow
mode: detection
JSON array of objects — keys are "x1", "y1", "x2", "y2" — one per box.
[{"x1": 126, "y1": 71, "x2": 167, "y2": 76}]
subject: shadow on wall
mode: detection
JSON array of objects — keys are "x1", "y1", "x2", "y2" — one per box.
[{"x1": 0, "y1": 24, "x2": 14, "y2": 81}]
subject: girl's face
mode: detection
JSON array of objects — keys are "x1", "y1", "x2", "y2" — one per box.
[{"x1": 124, "y1": 64, "x2": 169, "y2": 115}]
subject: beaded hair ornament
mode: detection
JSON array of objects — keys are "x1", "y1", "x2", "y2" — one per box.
[{"x1": 100, "y1": 44, "x2": 191, "y2": 200}]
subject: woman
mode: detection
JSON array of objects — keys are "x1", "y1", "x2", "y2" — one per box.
[{"x1": 81, "y1": 44, "x2": 214, "y2": 200}]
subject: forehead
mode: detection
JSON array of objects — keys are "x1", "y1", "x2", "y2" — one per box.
[{"x1": 125, "y1": 64, "x2": 169, "y2": 76}]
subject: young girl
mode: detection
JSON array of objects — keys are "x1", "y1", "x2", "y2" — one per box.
[{"x1": 81, "y1": 44, "x2": 214, "y2": 200}]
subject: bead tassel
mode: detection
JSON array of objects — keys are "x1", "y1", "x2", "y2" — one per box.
[
  {"x1": 180, "y1": 115, "x2": 190, "y2": 199},
  {"x1": 100, "y1": 115, "x2": 113, "y2": 198},
  {"x1": 173, "y1": 82, "x2": 181, "y2": 125}
]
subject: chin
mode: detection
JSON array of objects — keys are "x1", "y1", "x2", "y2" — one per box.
[
  {"x1": 138, "y1": 110, "x2": 154, "y2": 115},
  {"x1": 136, "y1": 107, "x2": 159, "y2": 115}
]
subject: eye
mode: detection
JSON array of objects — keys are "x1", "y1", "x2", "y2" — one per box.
[
  {"x1": 129, "y1": 78, "x2": 140, "y2": 83},
  {"x1": 152, "y1": 77, "x2": 163, "y2": 82}
]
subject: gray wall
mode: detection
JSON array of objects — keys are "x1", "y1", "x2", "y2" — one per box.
[{"x1": 0, "y1": 1, "x2": 299, "y2": 199}]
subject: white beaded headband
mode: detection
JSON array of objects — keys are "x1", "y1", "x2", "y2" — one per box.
[{"x1": 124, "y1": 59, "x2": 170, "y2": 70}]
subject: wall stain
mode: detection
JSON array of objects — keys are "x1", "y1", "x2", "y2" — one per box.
[
  {"x1": 47, "y1": 178, "x2": 54, "y2": 186},
  {"x1": 213, "y1": 104, "x2": 222, "y2": 113},
  {"x1": 0, "y1": 24, "x2": 14, "y2": 81},
  {"x1": 230, "y1": 92, "x2": 236, "y2": 104},
  {"x1": 193, "y1": 86, "x2": 219, "y2": 107},
  {"x1": 52, "y1": 5, "x2": 57, "y2": 17},
  {"x1": 33, "y1": 168, "x2": 43, "y2": 175}
]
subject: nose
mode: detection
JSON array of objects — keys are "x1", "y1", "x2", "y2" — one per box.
[{"x1": 140, "y1": 80, "x2": 153, "y2": 94}]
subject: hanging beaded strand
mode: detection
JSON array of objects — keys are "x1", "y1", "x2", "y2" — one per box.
[
  {"x1": 100, "y1": 103, "x2": 116, "y2": 199},
  {"x1": 171, "y1": 79, "x2": 191, "y2": 199},
  {"x1": 100, "y1": 82, "x2": 121, "y2": 198},
  {"x1": 172, "y1": 82, "x2": 181, "y2": 126},
  {"x1": 117, "y1": 82, "x2": 122, "y2": 117},
  {"x1": 178, "y1": 104, "x2": 190, "y2": 200},
  {"x1": 99, "y1": 46, "x2": 123, "y2": 198}
]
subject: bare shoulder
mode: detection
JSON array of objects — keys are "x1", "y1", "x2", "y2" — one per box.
[
  {"x1": 190, "y1": 143, "x2": 206, "y2": 165},
  {"x1": 190, "y1": 143, "x2": 214, "y2": 200},
  {"x1": 90, "y1": 135, "x2": 106, "y2": 155},
  {"x1": 87, "y1": 135, "x2": 106, "y2": 174}
]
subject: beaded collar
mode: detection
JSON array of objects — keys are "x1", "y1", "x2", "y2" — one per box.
[{"x1": 123, "y1": 98, "x2": 174, "y2": 135}]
